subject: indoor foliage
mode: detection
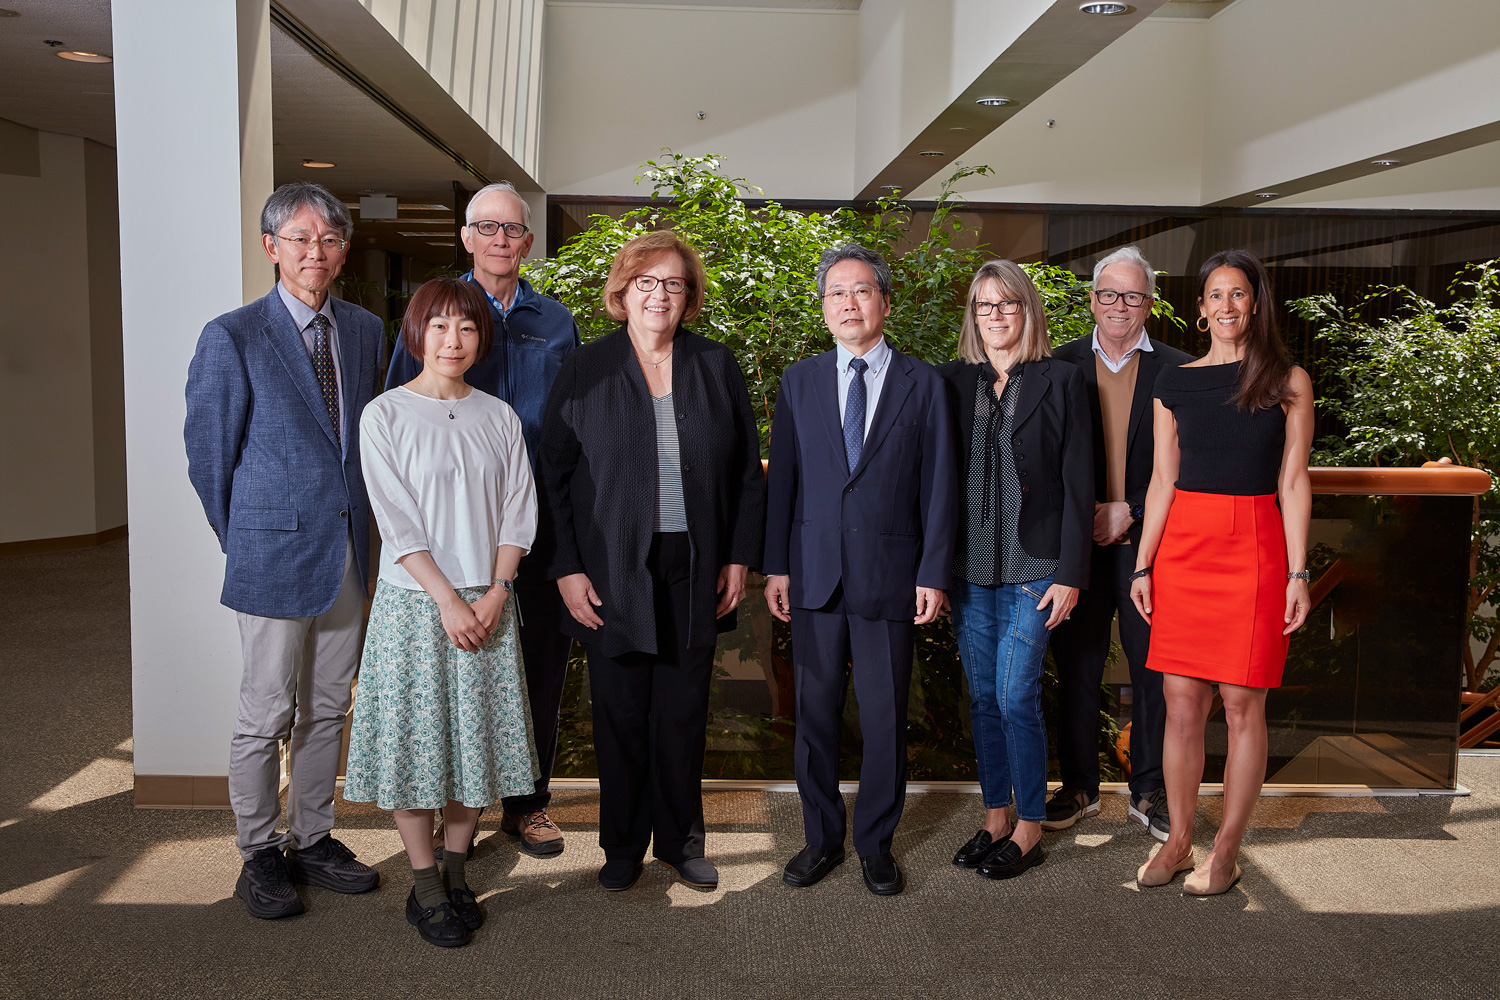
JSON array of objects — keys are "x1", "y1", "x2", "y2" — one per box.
[{"x1": 1291, "y1": 260, "x2": 1500, "y2": 691}]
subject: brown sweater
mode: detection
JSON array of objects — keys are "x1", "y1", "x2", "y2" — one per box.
[{"x1": 1095, "y1": 352, "x2": 1140, "y2": 504}]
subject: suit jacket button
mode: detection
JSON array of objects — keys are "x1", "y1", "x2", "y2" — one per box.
[
  {"x1": 339, "y1": 509, "x2": 349, "y2": 518},
  {"x1": 1021, "y1": 486, "x2": 1030, "y2": 494}
]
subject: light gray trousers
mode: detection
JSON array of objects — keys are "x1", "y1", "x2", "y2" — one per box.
[{"x1": 230, "y1": 538, "x2": 364, "y2": 859}]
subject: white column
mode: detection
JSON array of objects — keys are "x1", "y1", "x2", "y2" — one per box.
[{"x1": 114, "y1": 0, "x2": 274, "y2": 788}]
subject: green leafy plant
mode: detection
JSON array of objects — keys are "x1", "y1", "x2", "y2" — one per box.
[{"x1": 1290, "y1": 260, "x2": 1500, "y2": 691}]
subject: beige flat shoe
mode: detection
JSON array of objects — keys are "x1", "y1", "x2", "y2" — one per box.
[
  {"x1": 1183, "y1": 862, "x2": 1241, "y2": 896},
  {"x1": 1136, "y1": 850, "x2": 1196, "y2": 888}
]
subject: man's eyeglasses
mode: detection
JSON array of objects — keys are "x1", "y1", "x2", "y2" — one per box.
[
  {"x1": 274, "y1": 234, "x2": 347, "y2": 253},
  {"x1": 634, "y1": 275, "x2": 688, "y2": 294},
  {"x1": 973, "y1": 299, "x2": 1022, "y2": 316},
  {"x1": 1092, "y1": 289, "x2": 1150, "y2": 307},
  {"x1": 469, "y1": 220, "x2": 530, "y2": 239},
  {"x1": 822, "y1": 285, "x2": 879, "y2": 305}
]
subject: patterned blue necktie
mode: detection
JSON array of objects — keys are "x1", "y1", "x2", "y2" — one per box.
[
  {"x1": 843, "y1": 356, "x2": 868, "y2": 472},
  {"x1": 309, "y1": 313, "x2": 340, "y2": 446}
]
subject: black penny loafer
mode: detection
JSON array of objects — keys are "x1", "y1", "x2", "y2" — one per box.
[
  {"x1": 598, "y1": 859, "x2": 644, "y2": 892},
  {"x1": 977, "y1": 839, "x2": 1045, "y2": 880},
  {"x1": 405, "y1": 889, "x2": 469, "y2": 948},
  {"x1": 952, "y1": 829, "x2": 1010, "y2": 869},
  {"x1": 447, "y1": 885, "x2": 483, "y2": 931},
  {"x1": 782, "y1": 845, "x2": 845, "y2": 888},
  {"x1": 859, "y1": 852, "x2": 904, "y2": 896}
]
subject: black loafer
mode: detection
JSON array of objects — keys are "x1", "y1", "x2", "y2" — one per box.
[
  {"x1": 405, "y1": 889, "x2": 468, "y2": 947},
  {"x1": 977, "y1": 839, "x2": 1045, "y2": 880},
  {"x1": 447, "y1": 885, "x2": 483, "y2": 930},
  {"x1": 658, "y1": 857, "x2": 718, "y2": 891},
  {"x1": 859, "y1": 852, "x2": 904, "y2": 896},
  {"x1": 782, "y1": 845, "x2": 845, "y2": 888},
  {"x1": 952, "y1": 829, "x2": 1009, "y2": 869},
  {"x1": 598, "y1": 859, "x2": 644, "y2": 891}
]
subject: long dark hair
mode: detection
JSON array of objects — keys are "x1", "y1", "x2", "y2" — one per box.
[{"x1": 1197, "y1": 249, "x2": 1291, "y2": 410}]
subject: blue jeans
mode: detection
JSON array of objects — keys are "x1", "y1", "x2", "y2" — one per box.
[{"x1": 950, "y1": 575, "x2": 1055, "y2": 821}]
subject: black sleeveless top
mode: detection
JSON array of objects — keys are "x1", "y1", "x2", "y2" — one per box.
[{"x1": 1153, "y1": 362, "x2": 1285, "y2": 496}]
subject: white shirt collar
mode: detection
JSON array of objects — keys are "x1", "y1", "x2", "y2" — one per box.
[
  {"x1": 836, "y1": 336, "x2": 891, "y2": 375},
  {"x1": 1090, "y1": 327, "x2": 1152, "y2": 374}
]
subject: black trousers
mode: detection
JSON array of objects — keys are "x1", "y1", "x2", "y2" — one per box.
[
  {"x1": 1049, "y1": 541, "x2": 1164, "y2": 798},
  {"x1": 791, "y1": 587, "x2": 914, "y2": 858},
  {"x1": 501, "y1": 550, "x2": 574, "y2": 816},
  {"x1": 586, "y1": 532, "x2": 713, "y2": 864}
]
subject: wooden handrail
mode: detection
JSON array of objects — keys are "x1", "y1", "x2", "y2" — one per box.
[{"x1": 1310, "y1": 464, "x2": 1491, "y2": 496}]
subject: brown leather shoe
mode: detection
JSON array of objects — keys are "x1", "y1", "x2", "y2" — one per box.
[{"x1": 502, "y1": 809, "x2": 565, "y2": 857}]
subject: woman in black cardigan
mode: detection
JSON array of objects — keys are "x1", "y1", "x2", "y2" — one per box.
[
  {"x1": 938, "y1": 259, "x2": 1092, "y2": 881},
  {"x1": 538, "y1": 230, "x2": 765, "y2": 893}
]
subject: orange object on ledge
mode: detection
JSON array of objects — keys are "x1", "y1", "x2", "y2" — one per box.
[{"x1": 1309, "y1": 463, "x2": 1491, "y2": 496}]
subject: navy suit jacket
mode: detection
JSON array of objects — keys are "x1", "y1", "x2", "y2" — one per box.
[
  {"x1": 185, "y1": 286, "x2": 384, "y2": 618},
  {"x1": 763, "y1": 345, "x2": 958, "y2": 621}
]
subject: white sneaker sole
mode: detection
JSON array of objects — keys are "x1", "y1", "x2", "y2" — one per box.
[
  {"x1": 1128, "y1": 801, "x2": 1171, "y2": 842},
  {"x1": 1039, "y1": 799, "x2": 1101, "y2": 831}
]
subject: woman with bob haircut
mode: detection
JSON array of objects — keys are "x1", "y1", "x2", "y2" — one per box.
[
  {"x1": 538, "y1": 230, "x2": 765, "y2": 893},
  {"x1": 344, "y1": 276, "x2": 540, "y2": 947},
  {"x1": 1130, "y1": 248, "x2": 1313, "y2": 896},
  {"x1": 937, "y1": 259, "x2": 1092, "y2": 881}
]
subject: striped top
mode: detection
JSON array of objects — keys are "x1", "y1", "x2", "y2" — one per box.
[{"x1": 652, "y1": 393, "x2": 688, "y2": 532}]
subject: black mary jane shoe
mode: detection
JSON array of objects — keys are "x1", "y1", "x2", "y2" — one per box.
[
  {"x1": 447, "y1": 884, "x2": 483, "y2": 931},
  {"x1": 405, "y1": 888, "x2": 469, "y2": 947},
  {"x1": 976, "y1": 838, "x2": 1045, "y2": 880},
  {"x1": 952, "y1": 829, "x2": 1010, "y2": 869}
]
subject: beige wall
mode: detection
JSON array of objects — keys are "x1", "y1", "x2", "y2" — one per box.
[{"x1": 0, "y1": 124, "x2": 125, "y2": 543}]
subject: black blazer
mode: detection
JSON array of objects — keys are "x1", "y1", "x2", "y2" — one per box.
[
  {"x1": 937, "y1": 356, "x2": 1092, "y2": 590},
  {"x1": 538, "y1": 326, "x2": 765, "y2": 658},
  {"x1": 1052, "y1": 335, "x2": 1193, "y2": 546},
  {"x1": 763, "y1": 346, "x2": 958, "y2": 620}
]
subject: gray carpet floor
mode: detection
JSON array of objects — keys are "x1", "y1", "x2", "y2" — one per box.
[{"x1": 2, "y1": 540, "x2": 1498, "y2": 999}]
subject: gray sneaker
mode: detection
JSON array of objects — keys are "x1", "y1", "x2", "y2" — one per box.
[
  {"x1": 1129, "y1": 788, "x2": 1171, "y2": 842},
  {"x1": 235, "y1": 847, "x2": 304, "y2": 919},
  {"x1": 1040, "y1": 787, "x2": 1101, "y2": 831}
]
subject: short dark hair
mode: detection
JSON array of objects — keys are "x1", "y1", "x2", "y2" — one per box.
[
  {"x1": 1196, "y1": 249, "x2": 1291, "y2": 411},
  {"x1": 816, "y1": 243, "x2": 892, "y2": 299},
  {"x1": 400, "y1": 278, "x2": 493, "y2": 365},
  {"x1": 260, "y1": 182, "x2": 352, "y2": 240}
]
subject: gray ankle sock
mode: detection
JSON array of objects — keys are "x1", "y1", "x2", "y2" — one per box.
[
  {"x1": 412, "y1": 865, "x2": 448, "y2": 912},
  {"x1": 443, "y1": 850, "x2": 468, "y2": 893}
]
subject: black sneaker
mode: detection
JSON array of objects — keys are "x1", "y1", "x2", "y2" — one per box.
[
  {"x1": 286, "y1": 834, "x2": 380, "y2": 894},
  {"x1": 1129, "y1": 788, "x2": 1171, "y2": 843},
  {"x1": 1040, "y1": 787, "x2": 1100, "y2": 831},
  {"x1": 234, "y1": 847, "x2": 304, "y2": 920}
]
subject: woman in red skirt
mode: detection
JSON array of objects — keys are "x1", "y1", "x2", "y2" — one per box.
[{"x1": 1128, "y1": 249, "x2": 1313, "y2": 896}]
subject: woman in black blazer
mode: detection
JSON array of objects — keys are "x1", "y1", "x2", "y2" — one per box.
[
  {"x1": 938, "y1": 259, "x2": 1092, "y2": 881},
  {"x1": 537, "y1": 230, "x2": 765, "y2": 893}
]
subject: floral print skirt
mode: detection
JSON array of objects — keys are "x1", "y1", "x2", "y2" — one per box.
[{"x1": 344, "y1": 582, "x2": 539, "y2": 810}]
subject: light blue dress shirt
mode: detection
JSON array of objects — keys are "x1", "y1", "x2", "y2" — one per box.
[
  {"x1": 1089, "y1": 327, "x2": 1154, "y2": 374},
  {"x1": 835, "y1": 336, "x2": 893, "y2": 442}
]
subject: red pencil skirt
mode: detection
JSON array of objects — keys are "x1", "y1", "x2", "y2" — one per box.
[{"x1": 1146, "y1": 490, "x2": 1289, "y2": 689}]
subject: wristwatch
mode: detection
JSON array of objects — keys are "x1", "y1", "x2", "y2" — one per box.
[{"x1": 1128, "y1": 502, "x2": 1145, "y2": 521}]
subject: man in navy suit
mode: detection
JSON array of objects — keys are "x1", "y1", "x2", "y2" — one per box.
[
  {"x1": 763, "y1": 244, "x2": 957, "y2": 896},
  {"x1": 186, "y1": 182, "x2": 384, "y2": 919}
]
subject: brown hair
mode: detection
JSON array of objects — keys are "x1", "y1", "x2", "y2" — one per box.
[
  {"x1": 956, "y1": 259, "x2": 1051, "y2": 365},
  {"x1": 602, "y1": 230, "x2": 707, "y2": 324},
  {"x1": 401, "y1": 277, "x2": 493, "y2": 363},
  {"x1": 1196, "y1": 249, "x2": 1291, "y2": 410}
]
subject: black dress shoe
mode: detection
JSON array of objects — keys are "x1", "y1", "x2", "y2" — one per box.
[
  {"x1": 859, "y1": 852, "x2": 904, "y2": 896},
  {"x1": 447, "y1": 885, "x2": 483, "y2": 930},
  {"x1": 977, "y1": 839, "x2": 1045, "y2": 880},
  {"x1": 952, "y1": 829, "x2": 1009, "y2": 868},
  {"x1": 405, "y1": 889, "x2": 469, "y2": 948},
  {"x1": 782, "y1": 845, "x2": 845, "y2": 888},
  {"x1": 598, "y1": 859, "x2": 644, "y2": 891},
  {"x1": 285, "y1": 834, "x2": 379, "y2": 894}
]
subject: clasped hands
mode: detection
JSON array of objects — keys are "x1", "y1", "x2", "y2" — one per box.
[{"x1": 438, "y1": 584, "x2": 509, "y2": 652}]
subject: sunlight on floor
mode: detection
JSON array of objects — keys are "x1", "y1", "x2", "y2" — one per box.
[
  {"x1": 96, "y1": 837, "x2": 231, "y2": 905},
  {"x1": 26, "y1": 758, "x2": 133, "y2": 812},
  {"x1": 0, "y1": 867, "x2": 89, "y2": 905}
]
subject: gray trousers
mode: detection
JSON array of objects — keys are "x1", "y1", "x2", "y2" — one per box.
[{"x1": 230, "y1": 538, "x2": 364, "y2": 859}]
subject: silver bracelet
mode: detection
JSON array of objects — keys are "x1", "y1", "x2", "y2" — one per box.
[{"x1": 1287, "y1": 571, "x2": 1309, "y2": 581}]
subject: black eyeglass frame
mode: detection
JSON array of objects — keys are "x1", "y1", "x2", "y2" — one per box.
[
  {"x1": 972, "y1": 299, "x2": 1023, "y2": 316},
  {"x1": 632, "y1": 275, "x2": 689, "y2": 294},
  {"x1": 1091, "y1": 288, "x2": 1152, "y2": 307},
  {"x1": 468, "y1": 220, "x2": 531, "y2": 239}
]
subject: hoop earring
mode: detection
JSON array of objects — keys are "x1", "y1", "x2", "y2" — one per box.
[{"x1": 1196, "y1": 316, "x2": 1210, "y2": 333}]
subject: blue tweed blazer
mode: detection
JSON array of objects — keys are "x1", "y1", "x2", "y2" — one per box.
[{"x1": 185, "y1": 286, "x2": 384, "y2": 618}]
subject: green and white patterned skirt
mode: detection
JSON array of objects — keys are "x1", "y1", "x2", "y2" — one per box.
[{"x1": 343, "y1": 581, "x2": 539, "y2": 810}]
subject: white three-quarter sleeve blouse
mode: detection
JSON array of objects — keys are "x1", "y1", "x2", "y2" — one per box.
[{"x1": 359, "y1": 385, "x2": 537, "y2": 591}]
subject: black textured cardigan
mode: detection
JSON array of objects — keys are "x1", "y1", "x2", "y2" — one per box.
[{"x1": 537, "y1": 325, "x2": 766, "y2": 657}]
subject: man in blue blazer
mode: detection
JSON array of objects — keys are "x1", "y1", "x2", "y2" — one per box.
[
  {"x1": 186, "y1": 182, "x2": 384, "y2": 919},
  {"x1": 763, "y1": 244, "x2": 958, "y2": 896}
]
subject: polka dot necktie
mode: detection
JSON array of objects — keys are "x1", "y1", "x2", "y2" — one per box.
[
  {"x1": 309, "y1": 313, "x2": 340, "y2": 446},
  {"x1": 843, "y1": 356, "x2": 868, "y2": 472}
]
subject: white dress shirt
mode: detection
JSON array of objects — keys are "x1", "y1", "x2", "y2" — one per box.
[
  {"x1": 1090, "y1": 327, "x2": 1154, "y2": 374},
  {"x1": 359, "y1": 386, "x2": 537, "y2": 591},
  {"x1": 835, "y1": 336, "x2": 894, "y2": 441}
]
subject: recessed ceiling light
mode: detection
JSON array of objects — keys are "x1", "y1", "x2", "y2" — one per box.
[
  {"x1": 976, "y1": 97, "x2": 1014, "y2": 107},
  {"x1": 301, "y1": 159, "x2": 335, "y2": 168},
  {"x1": 948, "y1": 126, "x2": 973, "y2": 133},
  {"x1": 57, "y1": 51, "x2": 112, "y2": 63},
  {"x1": 1079, "y1": 2, "x2": 1132, "y2": 14},
  {"x1": 918, "y1": 150, "x2": 945, "y2": 157},
  {"x1": 1371, "y1": 159, "x2": 1401, "y2": 167},
  {"x1": 879, "y1": 185, "x2": 900, "y2": 191},
  {"x1": 1254, "y1": 192, "x2": 1279, "y2": 199}
]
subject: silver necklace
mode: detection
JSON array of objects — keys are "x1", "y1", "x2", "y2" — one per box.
[
  {"x1": 638, "y1": 347, "x2": 672, "y2": 370},
  {"x1": 410, "y1": 383, "x2": 463, "y2": 419}
]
